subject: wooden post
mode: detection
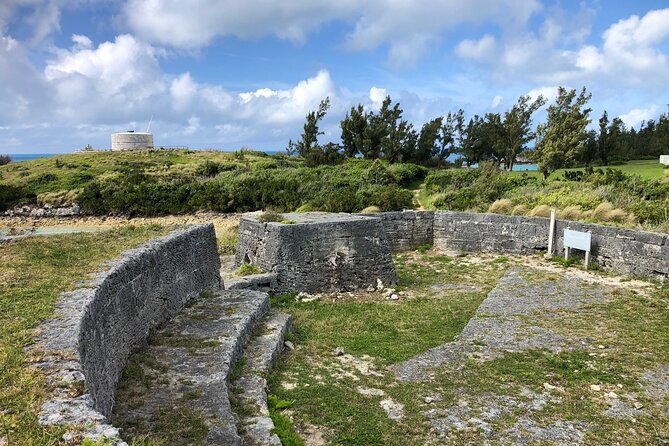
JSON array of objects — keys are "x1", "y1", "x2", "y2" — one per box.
[
  {"x1": 546, "y1": 208, "x2": 557, "y2": 258},
  {"x1": 564, "y1": 247, "x2": 569, "y2": 260},
  {"x1": 584, "y1": 250, "x2": 590, "y2": 270}
]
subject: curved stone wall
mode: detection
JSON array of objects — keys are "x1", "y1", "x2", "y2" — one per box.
[{"x1": 35, "y1": 224, "x2": 222, "y2": 439}]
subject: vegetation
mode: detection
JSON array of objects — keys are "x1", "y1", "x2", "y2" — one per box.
[
  {"x1": 0, "y1": 155, "x2": 10, "y2": 166},
  {"x1": 0, "y1": 225, "x2": 171, "y2": 445},
  {"x1": 269, "y1": 252, "x2": 669, "y2": 445}
]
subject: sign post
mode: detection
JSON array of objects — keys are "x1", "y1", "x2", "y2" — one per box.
[
  {"x1": 546, "y1": 208, "x2": 557, "y2": 258},
  {"x1": 563, "y1": 228, "x2": 592, "y2": 269}
]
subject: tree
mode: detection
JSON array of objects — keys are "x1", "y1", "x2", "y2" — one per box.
[
  {"x1": 415, "y1": 117, "x2": 443, "y2": 164},
  {"x1": 500, "y1": 95, "x2": 546, "y2": 171},
  {"x1": 436, "y1": 110, "x2": 464, "y2": 163},
  {"x1": 287, "y1": 97, "x2": 330, "y2": 157},
  {"x1": 340, "y1": 104, "x2": 367, "y2": 158},
  {"x1": 533, "y1": 86, "x2": 592, "y2": 180}
]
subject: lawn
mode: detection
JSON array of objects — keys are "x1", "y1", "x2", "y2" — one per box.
[
  {"x1": 509, "y1": 159, "x2": 667, "y2": 181},
  {"x1": 0, "y1": 225, "x2": 171, "y2": 445}
]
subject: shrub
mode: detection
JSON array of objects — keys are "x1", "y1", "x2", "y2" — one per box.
[
  {"x1": 488, "y1": 199, "x2": 513, "y2": 214},
  {"x1": 562, "y1": 170, "x2": 585, "y2": 181},
  {"x1": 388, "y1": 163, "x2": 429, "y2": 186},
  {"x1": 592, "y1": 202, "x2": 615, "y2": 221},
  {"x1": 197, "y1": 160, "x2": 225, "y2": 177},
  {"x1": 511, "y1": 204, "x2": 528, "y2": 216},
  {"x1": 258, "y1": 210, "x2": 285, "y2": 223},
  {"x1": 529, "y1": 204, "x2": 552, "y2": 217},
  {"x1": 355, "y1": 184, "x2": 413, "y2": 212},
  {"x1": 0, "y1": 155, "x2": 10, "y2": 165},
  {"x1": 362, "y1": 159, "x2": 398, "y2": 186},
  {"x1": 361, "y1": 206, "x2": 381, "y2": 213},
  {"x1": 0, "y1": 184, "x2": 33, "y2": 211},
  {"x1": 558, "y1": 205, "x2": 582, "y2": 220}
]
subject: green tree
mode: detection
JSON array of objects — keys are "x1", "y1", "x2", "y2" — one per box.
[
  {"x1": 500, "y1": 95, "x2": 546, "y2": 170},
  {"x1": 437, "y1": 110, "x2": 464, "y2": 163},
  {"x1": 534, "y1": 86, "x2": 592, "y2": 180},
  {"x1": 340, "y1": 104, "x2": 367, "y2": 158},
  {"x1": 287, "y1": 97, "x2": 330, "y2": 157},
  {"x1": 415, "y1": 117, "x2": 443, "y2": 164}
]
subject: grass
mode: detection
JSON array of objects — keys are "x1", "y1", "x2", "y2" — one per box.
[
  {"x1": 508, "y1": 159, "x2": 666, "y2": 181},
  {"x1": 266, "y1": 253, "x2": 510, "y2": 445},
  {"x1": 267, "y1": 254, "x2": 669, "y2": 445},
  {"x1": 0, "y1": 225, "x2": 171, "y2": 445},
  {"x1": 236, "y1": 263, "x2": 262, "y2": 276}
]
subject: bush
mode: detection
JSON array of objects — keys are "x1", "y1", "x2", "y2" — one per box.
[
  {"x1": 488, "y1": 199, "x2": 512, "y2": 214},
  {"x1": 258, "y1": 210, "x2": 285, "y2": 223},
  {"x1": 37, "y1": 189, "x2": 80, "y2": 207},
  {"x1": 592, "y1": 202, "x2": 615, "y2": 221},
  {"x1": 355, "y1": 184, "x2": 413, "y2": 212},
  {"x1": 0, "y1": 155, "x2": 10, "y2": 166},
  {"x1": 362, "y1": 159, "x2": 397, "y2": 186},
  {"x1": 361, "y1": 206, "x2": 381, "y2": 213},
  {"x1": 197, "y1": 160, "x2": 225, "y2": 177},
  {"x1": 0, "y1": 184, "x2": 33, "y2": 211},
  {"x1": 511, "y1": 204, "x2": 528, "y2": 216},
  {"x1": 388, "y1": 163, "x2": 429, "y2": 186},
  {"x1": 529, "y1": 204, "x2": 552, "y2": 217},
  {"x1": 558, "y1": 205, "x2": 582, "y2": 220}
]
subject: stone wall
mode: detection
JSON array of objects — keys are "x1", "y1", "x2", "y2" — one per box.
[
  {"x1": 372, "y1": 210, "x2": 434, "y2": 252},
  {"x1": 432, "y1": 211, "x2": 669, "y2": 279},
  {"x1": 235, "y1": 213, "x2": 397, "y2": 293},
  {"x1": 36, "y1": 224, "x2": 222, "y2": 437}
]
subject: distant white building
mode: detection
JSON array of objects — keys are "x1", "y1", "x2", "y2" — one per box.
[
  {"x1": 111, "y1": 131, "x2": 154, "y2": 151},
  {"x1": 660, "y1": 155, "x2": 669, "y2": 165}
]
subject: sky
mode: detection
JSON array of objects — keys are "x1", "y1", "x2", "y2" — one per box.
[{"x1": 1, "y1": 1, "x2": 669, "y2": 154}]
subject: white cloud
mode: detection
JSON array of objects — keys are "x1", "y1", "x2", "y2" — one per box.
[
  {"x1": 491, "y1": 95, "x2": 502, "y2": 108},
  {"x1": 121, "y1": 0, "x2": 540, "y2": 66},
  {"x1": 619, "y1": 106, "x2": 659, "y2": 129},
  {"x1": 369, "y1": 87, "x2": 387, "y2": 108},
  {"x1": 526, "y1": 86, "x2": 557, "y2": 104},
  {"x1": 456, "y1": 34, "x2": 496, "y2": 60}
]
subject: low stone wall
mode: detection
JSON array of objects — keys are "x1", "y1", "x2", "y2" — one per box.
[
  {"x1": 235, "y1": 213, "x2": 397, "y2": 293},
  {"x1": 372, "y1": 210, "x2": 434, "y2": 252},
  {"x1": 35, "y1": 224, "x2": 222, "y2": 439},
  {"x1": 432, "y1": 211, "x2": 669, "y2": 279}
]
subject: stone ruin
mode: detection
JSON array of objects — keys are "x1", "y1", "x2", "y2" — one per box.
[{"x1": 31, "y1": 210, "x2": 669, "y2": 444}]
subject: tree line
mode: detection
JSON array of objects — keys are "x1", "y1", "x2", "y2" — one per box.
[{"x1": 287, "y1": 87, "x2": 669, "y2": 180}]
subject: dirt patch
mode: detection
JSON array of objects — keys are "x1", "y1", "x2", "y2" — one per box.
[{"x1": 297, "y1": 423, "x2": 329, "y2": 446}]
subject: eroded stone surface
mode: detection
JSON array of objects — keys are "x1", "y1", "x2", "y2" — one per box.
[{"x1": 112, "y1": 289, "x2": 270, "y2": 446}]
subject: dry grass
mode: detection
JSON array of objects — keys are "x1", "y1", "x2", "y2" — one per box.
[
  {"x1": 487, "y1": 199, "x2": 513, "y2": 214},
  {"x1": 361, "y1": 206, "x2": 381, "y2": 214},
  {"x1": 510, "y1": 204, "x2": 528, "y2": 216},
  {"x1": 529, "y1": 204, "x2": 552, "y2": 217},
  {"x1": 557, "y1": 205, "x2": 582, "y2": 220},
  {"x1": 36, "y1": 190, "x2": 80, "y2": 207}
]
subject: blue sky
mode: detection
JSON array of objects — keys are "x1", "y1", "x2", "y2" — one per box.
[{"x1": 1, "y1": 0, "x2": 668, "y2": 153}]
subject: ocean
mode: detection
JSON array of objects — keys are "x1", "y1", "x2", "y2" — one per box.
[{"x1": 5, "y1": 153, "x2": 63, "y2": 162}]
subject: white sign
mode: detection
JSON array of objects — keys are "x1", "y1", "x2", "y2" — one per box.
[{"x1": 564, "y1": 229, "x2": 591, "y2": 252}]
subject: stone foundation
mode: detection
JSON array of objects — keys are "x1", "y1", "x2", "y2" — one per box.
[{"x1": 235, "y1": 212, "x2": 397, "y2": 293}]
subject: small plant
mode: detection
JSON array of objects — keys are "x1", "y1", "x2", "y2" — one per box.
[
  {"x1": 361, "y1": 205, "x2": 381, "y2": 213},
  {"x1": 271, "y1": 292, "x2": 298, "y2": 308},
  {"x1": 236, "y1": 263, "x2": 261, "y2": 276},
  {"x1": 258, "y1": 210, "x2": 286, "y2": 223},
  {"x1": 551, "y1": 255, "x2": 580, "y2": 268},
  {"x1": 558, "y1": 205, "x2": 582, "y2": 221},
  {"x1": 415, "y1": 244, "x2": 433, "y2": 254},
  {"x1": 268, "y1": 395, "x2": 304, "y2": 446},
  {"x1": 0, "y1": 154, "x2": 11, "y2": 165},
  {"x1": 492, "y1": 256, "x2": 508, "y2": 264}
]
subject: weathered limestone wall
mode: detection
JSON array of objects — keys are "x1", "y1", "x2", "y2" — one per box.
[
  {"x1": 235, "y1": 213, "x2": 397, "y2": 293},
  {"x1": 37, "y1": 224, "x2": 222, "y2": 435},
  {"x1": 433, "y1": 212, "x2": 549, "y2": 255},
  {"x1": 372, "y1": 210, "x2": 435, "y2": 252},
  {"x1": 432, "y1": 211, "x2": 669, "y2": 279}
]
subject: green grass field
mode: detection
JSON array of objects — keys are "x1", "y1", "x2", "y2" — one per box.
[{"x1": 509, "y1": 159, "x2": 667, "y2": 181}]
